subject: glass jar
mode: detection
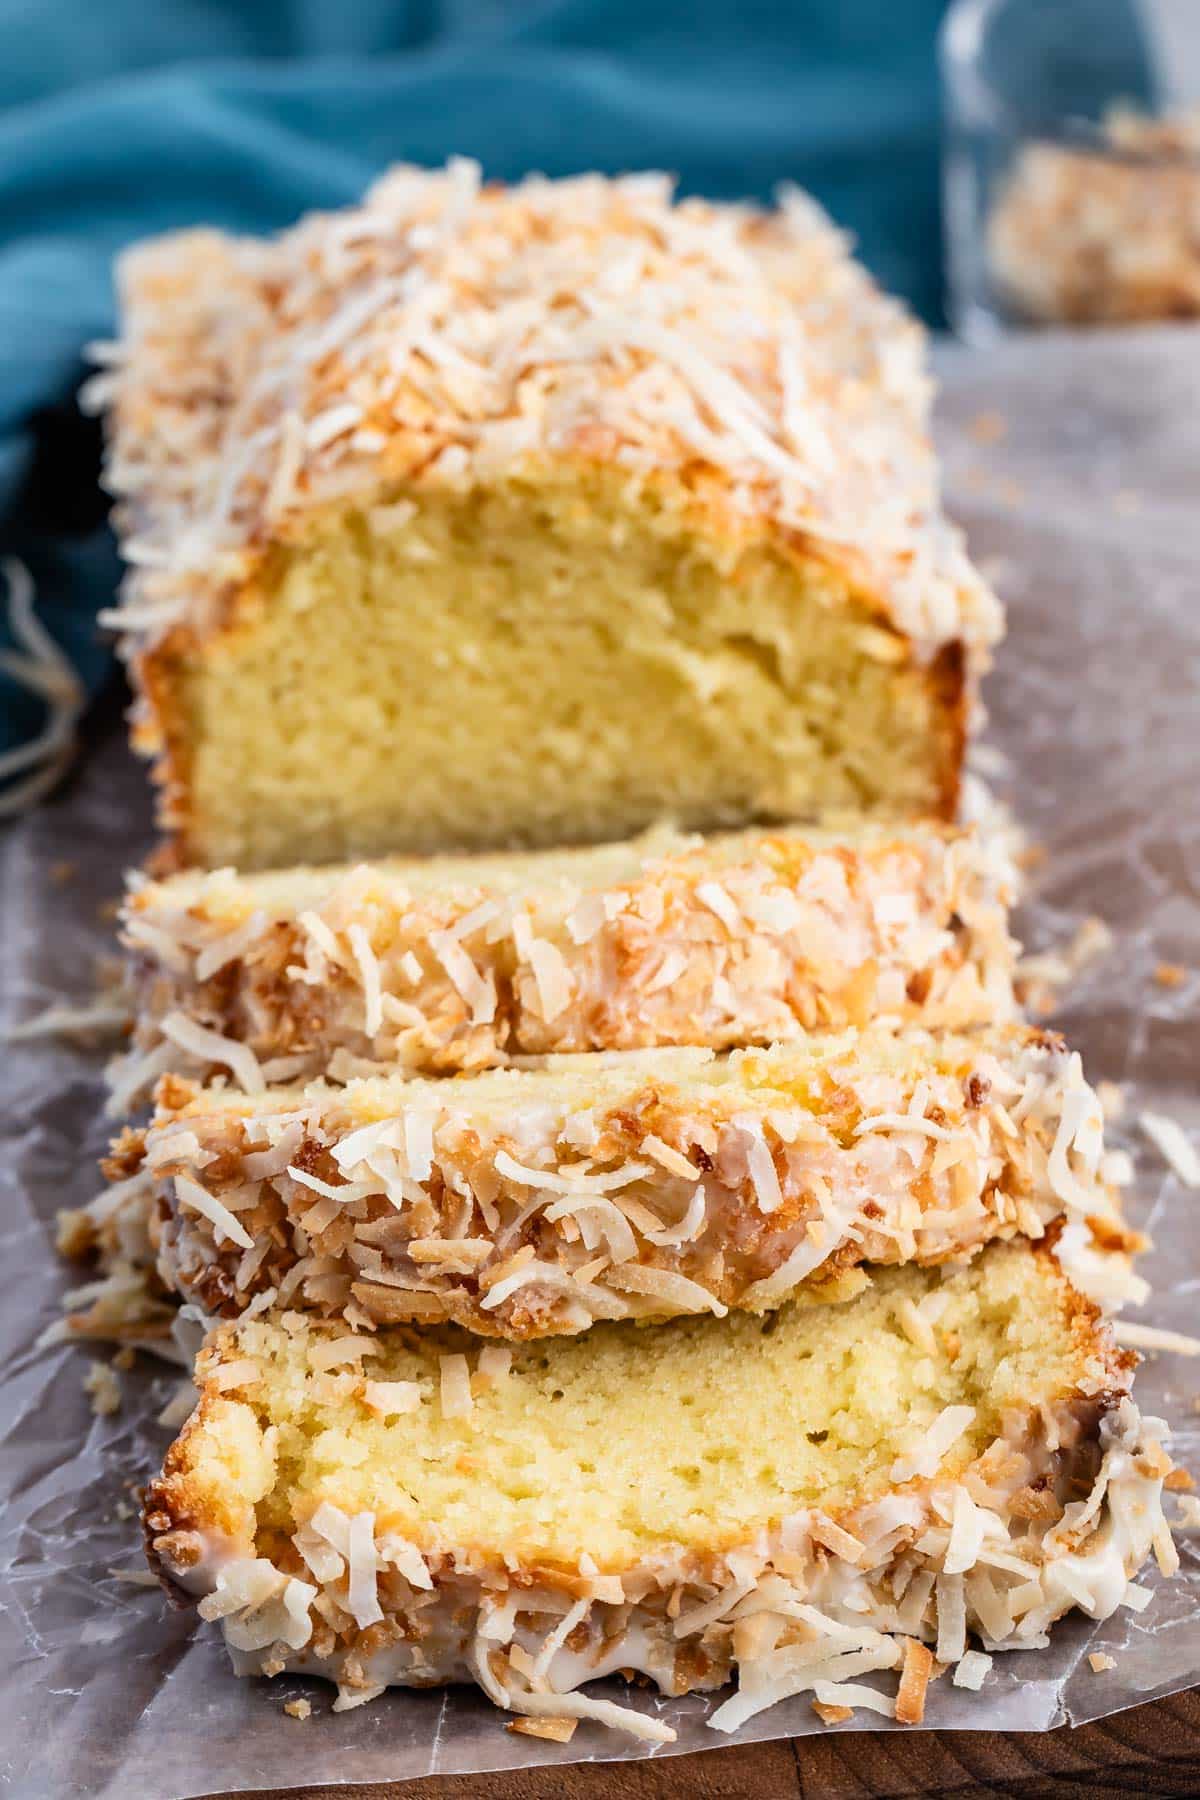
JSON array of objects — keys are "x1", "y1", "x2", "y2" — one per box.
[{"x1": 940, "y1": 0, "x2": 1200, "y2": 338}]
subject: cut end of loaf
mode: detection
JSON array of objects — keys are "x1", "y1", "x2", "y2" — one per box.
[{"x1": 142, "y1": 468, "x2": 967, "y2": 870}]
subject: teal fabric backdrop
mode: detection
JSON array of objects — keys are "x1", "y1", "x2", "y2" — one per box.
[{"x1": 2, "y1": 0, "x2": 959, "y2": 762}]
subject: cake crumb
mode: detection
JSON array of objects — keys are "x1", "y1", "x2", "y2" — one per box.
[
  {"x1": 1156, "y1": 962, "x2": 1187, "y2": 989},
  {"x1": 284, "y1": 1698, "x2": 312, "y2": 1720},
  {"x1": 1088, "y1": 1652, "x2": 1116, "y2": 1674},
  {"x1": 812, "y1": 1700, "x2": 853, "y2": 1726},
  {"x1": 84, "y1": 1360, "x2": 120, "y2": 1416},
  {"x1": 507, "y1": 1716, "x2": 578, "y2": 1742},
  {"x1": 1164, "y1": 1467, "x2": 1195, "y2": 1491}
]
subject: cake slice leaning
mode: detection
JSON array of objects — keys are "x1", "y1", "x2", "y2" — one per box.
[
  {"x1": 113, "y1": 817, "x2": 1018, "y2": 1104},
  {"x1": 142, "y1": 1241, "x2": 1175, "y2": 1739},
  {"x1": 113, "y1": 1023, "x2": 1142, "y2": 1340}
]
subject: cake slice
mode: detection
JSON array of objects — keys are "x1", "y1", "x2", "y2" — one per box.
[
  {"x1": 114, "y1": 818, "x2": 1018, "y2": 1102},
  {"x1": 142, "y1": 1242, "x2": 1174, "y2": 1738},
  {"x1": 118, "y1": 1024, "x2": 1140, "y2": 1340},
  {"x1": 96, "y1": 164, "x2": 1000, "y2": 871}
]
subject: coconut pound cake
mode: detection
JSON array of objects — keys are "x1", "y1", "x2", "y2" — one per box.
[
  {"x1": 114, "y1": 818, "x2": 1018, "y2": 1100},
  {"x1": 116, "y1": 1025, "x2": 1142, "y2": 1340},
  {"x1": 96, "y1": 163, "x2": 1002, "y2": 871},
  {"x1": 143, "y1": 1242, "x2": 1175, "y2": 1737}
]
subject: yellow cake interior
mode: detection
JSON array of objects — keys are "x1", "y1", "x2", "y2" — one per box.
[
  {"x1": 161, "y1": 467, "x2": 959, "y2": 869},
  {"x1": 179, "y1": 1245, "x2": 1093, "y2": 1570}
]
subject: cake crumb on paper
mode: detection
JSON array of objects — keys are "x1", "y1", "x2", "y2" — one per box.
[
  {"x1": 1089, "y1": 1653, "x2": 1116, "y2": 1674},
  {"x1": 284, "y1": 1698, "x2": 312, "y2": 1721}
]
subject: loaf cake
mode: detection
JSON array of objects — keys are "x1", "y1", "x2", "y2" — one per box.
[
  {"x1": 96, "y1": 164, "x2": 1002, "y2": 871},
  {"x1": 115, "y1": 1024, "x2": 1141, "y2": 1340},
  {"x1": 142, "y1": 1241, "x2": 1174, "y2": 1737},
  {"x1": 114, "y1": 818, "x2": 1018, "y2": 1100}
]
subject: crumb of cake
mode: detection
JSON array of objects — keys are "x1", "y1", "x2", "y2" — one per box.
[
  {"x1": 84, "y1": 1360, "x2": 120, "y2": 1416},
  {"x1": 284, "y1": 1697, "x2": 312, "y2": 1719},
  {"x1": 1088, "y1": 1652, "x2": 1116, "y2": 1674},
  {"x1": 507, "y1": 1716, "x2": 578, "y2": 1742},
  {"x1": 1155, "y1": 963, "x2": 1187, "y2": 989},
  {"x1": 1164, "y1": 1468, "x2": 1195, "y2": 1491}
]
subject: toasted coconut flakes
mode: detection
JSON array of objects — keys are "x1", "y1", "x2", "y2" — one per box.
[
  {"x1": 892, "y1": 1406, "x2": 975, "y2": 1483},
  {"x1": 362, "y1": 1379, "x2": 422, "y2": 1417},
  {"x1": 347, "y1": 923, "x2": 384, "y2": 1036},
  {"x1": 159, "y1": 1011, "x2": 264, "y2": 1092},
  {"x1": 307, "y1": 1334, "x2": 378, "y2": 1371},
  {"x1": 605, "y1": 1262, "x2": 727, "y2": 1316},
  {"x1": 175, "y1": 1174, "x2": 254, "y2": 1251},
  {"x1": 944, "y1": 1487, "x2": 986, "y2": 1576},
  {"x1": 810, "y1": 1515, "x2": 865, "y2": 1562},
  {"x1": 333, "y1": 1683, "x2": 386, "y2": 1713},
  {"x1": 953, "y1": 1649, "x2": 992, "y2": 1690},
  {"x1": 812, "y1": 1699, "x2": 854, "y2": 1725},
  {"x1": 475, "y1": 1345, "x2": 512, "y2": 1386},
  {"x1": 399, "y1": 950, "x2": 423, "y2": 984},
  {"x1": 493, "y1": 1150, "x2": 652, "y2": 1195},
  {"x1": 210, "y1": 1358, "x2": 263, "y2": 1393},
  {"x1": 108, "y1": 1566, "x2": 161, "y2": 1587},
  {"x1": 895, "y1": 1295, "x2": 938, "y2": 1355},
  {"x1": 641, "y1": 1134, "x2": 702, "y2": 1181},
  {"x1": 935, "y1": 1573, "x2": 967, "y2": 1665},
  {"x1": 695, "y1": 880, "x2": 742, "y2": 933},
  {"x1": 895, "y1": 1637, "x2": 933, "y2": 1724},
  {"x1": 739, "y1": 1122, "x2": 784, "y2": 1213},
  {"x1": 346, "y1": 1512, "x2": 384, "y2": 1628},
  {"x1": 1174, "y1": 1495, "x2": 1200, "y2": 1528},
  {"x1": 287, "y1": 1166, "x2": 356, "y2": 1204},
  {"x1": 297, "y1": 909, "x2": 342, "y2": 967},
  {"x1": 429, "y1": 930, "x2": 496, "y2": 1024},
  {"x1": 643, "y1": 949, "x2": 688, "y2": 995},
  {"x1": 528, "y1": 939, "x2": 572, "y2": 1022},
  {"x1": 6, "y1": 997, "x2": 129, "y2": 1043},
  {"x1": 408, "y1": 1237, "x2": 492, "y2": 1266},
  {"x1": 1140, "y1": 1111, "x2": 1200, "y2": 1187},
  {"x1": 1089, "y1": 1652, "x2": 1116, "y2": 1673},
  {"x1": 1114, "y1": 1322, "x2": 1200, "y2": 1356},
  {"x1": 403, "y1": 1111, "x2": 436, "y2": 1184},
  {"x1": 811, "y1": 1680, "x2": 895, "y2": 1718},
  {"x1": 439, "y1": 1353, "x2": 473, "y2": 1418},
  {"x1": 508, "y1": 1717, "x2": 577, "y2": 1742}
]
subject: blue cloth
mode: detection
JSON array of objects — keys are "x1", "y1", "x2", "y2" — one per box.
[{"x1": 1, "y1": 0, "x2": 960, "y2": 758}]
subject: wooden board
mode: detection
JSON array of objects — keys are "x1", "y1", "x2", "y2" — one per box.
[{"x1": 215, "y1": 1688, "x2": 1200, "y2": 1799}]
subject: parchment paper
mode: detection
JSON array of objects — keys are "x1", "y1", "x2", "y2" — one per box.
[{"x1": 2, "y1": 326, "x2": 1199, "y2": 1799}]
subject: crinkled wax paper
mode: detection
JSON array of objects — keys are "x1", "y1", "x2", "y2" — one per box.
[{"x1": 2, "y1": 327, "x2": 1199, "y2": 1799}]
